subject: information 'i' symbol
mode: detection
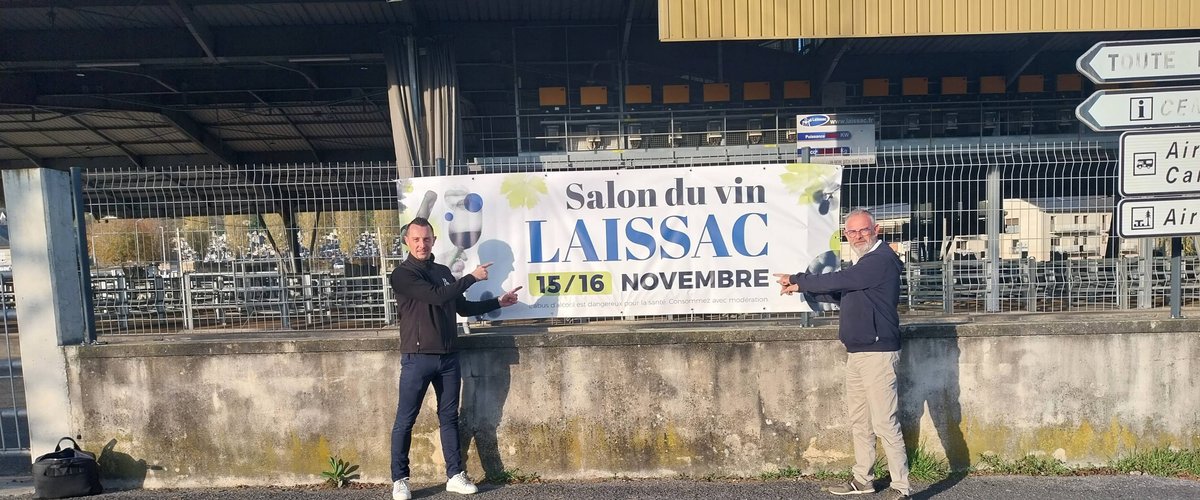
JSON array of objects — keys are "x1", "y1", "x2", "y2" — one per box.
[{"x1": 1130, "y1": 97, "x2": 1153, "y2": 121}]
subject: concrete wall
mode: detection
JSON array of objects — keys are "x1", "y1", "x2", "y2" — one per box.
[{"x1": 64, "y1": 318, "x2": 1200, "y2": 488}]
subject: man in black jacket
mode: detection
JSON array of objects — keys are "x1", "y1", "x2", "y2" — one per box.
[
  {"x1": 775, "y1": 209, "x2": 910, "y2": 500},
  {"x1": 388, "y1": 217, "x2": 521, "y2": 500}
]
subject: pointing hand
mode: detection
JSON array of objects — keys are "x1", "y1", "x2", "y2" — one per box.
[
  {"x1": 499, "y1": 286, "x2": 523, "y2": 307},
  {"x1": 471, "y1": 262, "x2": 493, "y2": 281}
]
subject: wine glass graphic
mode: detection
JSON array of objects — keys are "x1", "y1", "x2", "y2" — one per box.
[{"x1": 442, "y1": 188, "x2": 484, "y2": 276}]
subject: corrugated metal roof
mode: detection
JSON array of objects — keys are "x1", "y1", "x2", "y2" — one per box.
[
  {"x1": 311, "y1": 137, "x2": 392, "y2": 149},
  {"x1": 77, "y1": 111, "x2": 167, "y2": 128},
  {"x1": 0, "y1": 5, "x2": 178, "y2": 31},
  {"x1": 101, "y1": 127, "x2": 186, "y2": 143},
  {"x1": 213, "y1": 125, "x2": 299, "y2": 141},
  {"x1": 226, "y1": 139, "x2": 308, "y2": 152},
  {"x1": 128, "y1": 142, "x2": 200, "y2": 156},
  {"x1": 197, "y1": 1, "x2": 404, "y2": 27},
  {"x1": 298, "y1": 122, "x2": 390, "y2": 137},
  {"x1": 419, "y1": 0, "x2": 640, "y2": 22},
  {"x1": 0, "y1": 131, "x2": 57, "y2": 146}
]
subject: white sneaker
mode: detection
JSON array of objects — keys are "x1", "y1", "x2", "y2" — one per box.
[
  {"x1": 446, "y1": 471, "x2": 478, "y2": 494},
  {"x1": 392, "y1": 478, "x2": 411, "y2": 500}
]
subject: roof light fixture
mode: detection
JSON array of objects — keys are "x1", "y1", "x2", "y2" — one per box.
[{"x1": 75, "y1": 61, "x2": 141, "y2": 68}]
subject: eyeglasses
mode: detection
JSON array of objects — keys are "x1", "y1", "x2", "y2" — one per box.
[{"x1": 843, "y1": 227, "x2": 875, "y2": 237}]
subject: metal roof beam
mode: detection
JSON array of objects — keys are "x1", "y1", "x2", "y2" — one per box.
[
  {"x1": 63, "y1": 114, "x2": 142, "y2": 168},
  {"x1": 816, "y1": 39, "x2": 852, "y2": 92},
  {"x1": 168, "y1": 0, "x2": 219, "y2": 63},
  {"x1": 260, "y1": 62, "x2": 321, "y2": 90},
  {"x1": 158, "y1": 108, "x2": 239, "y2": 165},
  {"x1": 1006, "y1": 34, "x2": 1057, "y2": 89},
  {"x1": 0, "y1": 135, "x2": 44, "y2": 168},
  {"x1": 249, "y1": 91, "x2": 320, "y2": 163}
]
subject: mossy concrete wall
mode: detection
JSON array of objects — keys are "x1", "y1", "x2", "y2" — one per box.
[{"x1": 64, "y1": 318, "x2": 1200, "y2": 488}]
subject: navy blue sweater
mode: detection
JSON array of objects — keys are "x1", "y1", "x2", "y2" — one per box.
[{"x1": 790, "y1": 242, "x2": 903, "y2": 352}]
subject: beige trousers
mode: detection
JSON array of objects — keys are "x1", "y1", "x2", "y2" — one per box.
[{"x1": 845, "y1": 351, "x2": 910, "y2": 495}]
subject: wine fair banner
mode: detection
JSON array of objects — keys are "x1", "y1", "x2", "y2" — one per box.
[{"x1": 396, "y1": 162, "x2": 842, "y2": 320}]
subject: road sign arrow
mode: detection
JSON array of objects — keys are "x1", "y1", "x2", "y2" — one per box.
[
  {"x1": 1077, "y1": 37, "x2": 1200, "y2": 84},
  {"x1": 1076, "y1": 85, "x2": 1200, "y2": 132}
]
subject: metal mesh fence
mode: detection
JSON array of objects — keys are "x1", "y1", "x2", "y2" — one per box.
[
  {"x1": 0, "y1": 270, "x2": 27, "y2": 453},
  {"x1": 75, "y1": 142, "x2": 1196, "y2": 336}
]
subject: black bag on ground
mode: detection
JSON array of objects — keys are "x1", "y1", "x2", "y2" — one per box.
[{"x1": 32, "y1": 437, "x2": 103, "y2": 499}]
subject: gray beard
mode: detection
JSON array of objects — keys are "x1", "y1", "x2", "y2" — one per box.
[{"x1": 849, "y1": 242, "x2": 871, "y2": 264}]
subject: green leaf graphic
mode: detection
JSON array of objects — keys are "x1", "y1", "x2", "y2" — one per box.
[
  {"x1": 780, "y1": 163, "x2": 832, "y2": 205},
  {"x1": 501, "y1": 175, "x2": 548, "y2": 209}
]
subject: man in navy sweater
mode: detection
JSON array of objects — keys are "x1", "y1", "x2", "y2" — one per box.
[
  {"x1": 388, "y1": 217, "x2": 521, "y2": 500},
  {"x1": 776, "y1": 209, "x2": 910, "y2": 500}
]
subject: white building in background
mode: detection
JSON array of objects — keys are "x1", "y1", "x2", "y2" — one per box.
[{"x1": 946, "y1": 196, "x2": 1140, "y2": 261}]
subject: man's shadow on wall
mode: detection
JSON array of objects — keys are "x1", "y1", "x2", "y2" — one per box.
[
  {"x1": 459, "y1": 337, "x2": 519, "y2": 484},
  {"x1": 461, "y1": 239, "x2": 521, "y2": 484},
  {"x1": 473, "y1": 240, "x2": 559, "y2": 321},
  {"x1": 898, "y1": 330, "x2": 969, "y2": 499}
]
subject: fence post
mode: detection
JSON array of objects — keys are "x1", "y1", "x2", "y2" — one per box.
[
  {"x1": 1171, "y1": 237, "x2": 1184, "y2": 319},
  {"x1": 984, "y1": 162, "x2": 1001, "y2": 313},
  {"x1": 1139, "y1": 239, "x2": 1154, "y2": 309},
  {"x1": 942, "y1": 259, "x2": 954, "y2": 314},
  {"x1": 1116, "y1": 257, "x2": 1128, "y2": 310},
  {"x1": 1024, "y1": 258, "x2": 1037, "y2": 312}
]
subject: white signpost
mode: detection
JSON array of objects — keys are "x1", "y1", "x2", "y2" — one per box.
[
  {"x1": 1076, "y1": 38, "x2": 1200, "y2": 317},
  {"x1": 1075, "y1": 85, "x2": 1200, "y2": 132},
  {"x1": 1117, "y1": 198, "x2": 1200, "y2": 238},
  {"x1": 1120, "y1": 130, "x2": 1200, "y2": 197},
  {"x1": 1077, "y1": 38, "x2": 1200, "y2": 84}
]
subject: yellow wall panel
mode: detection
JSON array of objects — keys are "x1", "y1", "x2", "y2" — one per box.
[
  {"x1": 1029, "y1": 0, "x2": 1043, "y2": 31},
  {"x1": 733, "y1": 0, "x2": 748, "y2": 38},
  {"x1": 786, "y1": 0, "x2": 800, "y2": 39},
  {"x1": 747, "y1": 0, "x2": 762, "y2": 38},
  {"x1": 660, "y1": 0, "x2": 1200, "y2": 41},
  {"x1": 709, "y1": 0, "x2": 723, "y2": 39}
]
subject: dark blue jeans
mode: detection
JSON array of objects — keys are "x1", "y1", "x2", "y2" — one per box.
[{"x1": 391, "y1": 352, "x2": 464, "y2": 481}]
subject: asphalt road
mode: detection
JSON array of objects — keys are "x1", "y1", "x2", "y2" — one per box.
[{"x1": 3, "y1": 475, "x2": 1199, "y2": 499}]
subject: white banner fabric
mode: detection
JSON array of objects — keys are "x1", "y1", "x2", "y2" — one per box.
[{"x1": 396, "y1": 162, "x2": 842, "y2": 320}]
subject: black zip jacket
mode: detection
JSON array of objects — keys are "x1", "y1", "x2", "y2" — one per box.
[{"x1": 389, "y1": 254, "x2": 500, "y2": 354}]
